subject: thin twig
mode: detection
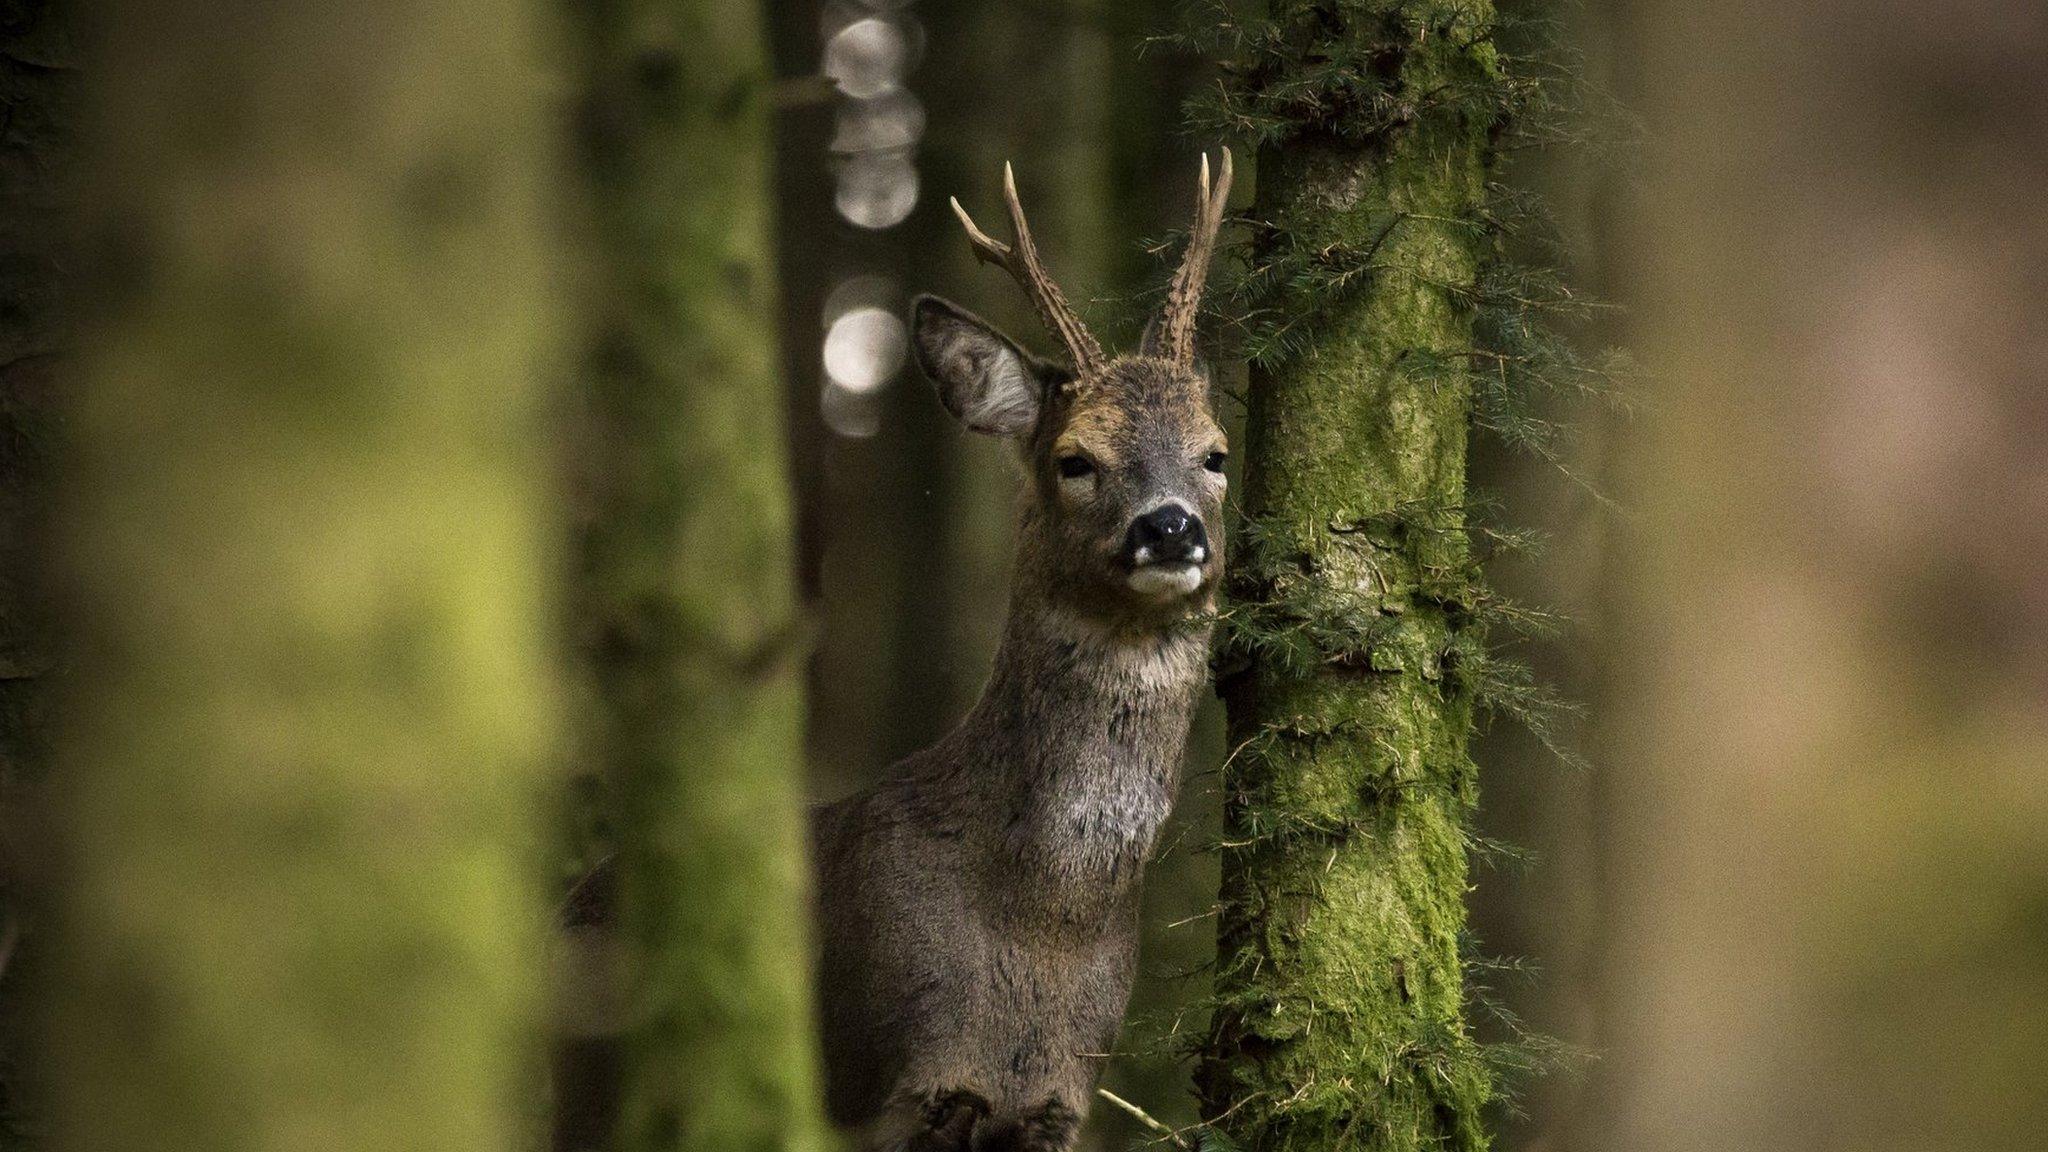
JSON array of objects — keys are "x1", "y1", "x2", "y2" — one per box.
[{"x1": 1096, "y1": 1088, "x2": 1193, "y2": 1150}]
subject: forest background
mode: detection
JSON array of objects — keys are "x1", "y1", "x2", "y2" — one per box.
[{"x1": 1, "y1": 1, "x2": 2045, "y2": 1151}]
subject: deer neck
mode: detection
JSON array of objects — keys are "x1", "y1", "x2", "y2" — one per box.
[{"x1": 947, "y1": 591, "x2": 1212, "y2": 923}]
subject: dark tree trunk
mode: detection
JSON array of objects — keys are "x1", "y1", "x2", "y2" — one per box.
[{"x1": 0, "y1": 0, "x2": 77, "y2": 1143}]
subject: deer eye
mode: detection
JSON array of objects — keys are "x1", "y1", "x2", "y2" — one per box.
[
  {"x1": 1204, "y1": 451, "x2": 1228, "y2": 473},
  {"x1": 1055, "y1": 454, "x2": 1095, "y2": 480}
]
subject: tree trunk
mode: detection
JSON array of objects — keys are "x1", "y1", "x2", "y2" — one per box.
[
  {"x1": 560, "y1": 2, "x2": 828, "y2": 1151},
  {"x1": 45, "y1": 1, "x2": 558, "y2": 1150},
  {"x1": 0, "y1": 1, "x2": 77, "y2": 1144},
  {"x1": 1198, "y1": 4, "x2": 1502, "y2": 1150}
]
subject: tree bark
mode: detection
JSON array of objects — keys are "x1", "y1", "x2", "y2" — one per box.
[
  {"x1": 45, "y1": 2, "x2": 558, "y2": 1150},
  {"x1": 560, "y1": 2, "x2": 828, "y2": 1151},
  {"x1": 1198, "y1": 4, "x2": 1502, "y2": 1150}
]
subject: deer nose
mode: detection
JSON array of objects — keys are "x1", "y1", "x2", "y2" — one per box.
[{"x1": 1126, "y1": 504, "x2": 1208, "y2": 566}]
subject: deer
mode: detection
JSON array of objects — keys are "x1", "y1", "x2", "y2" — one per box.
[{"x1": 810, "y1": 149, "x2": 1234, "y2": 1152}]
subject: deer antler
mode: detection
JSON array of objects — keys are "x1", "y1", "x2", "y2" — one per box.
[
  {"x1": 949, "y1": 163, "x2": 1106, "y2": 381},
  {"x1": 1156, "y1": 147, "x2": 1234, "y2": 368}
]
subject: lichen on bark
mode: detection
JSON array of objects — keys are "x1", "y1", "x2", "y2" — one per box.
[{"x1": 1194, "y1": 3, "x2": 1507, "y2": 1150}]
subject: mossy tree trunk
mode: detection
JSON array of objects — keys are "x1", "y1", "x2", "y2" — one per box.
[
  {"x1": 561, "y1": 2, "x2": 827, "y2": 1151},
  {"x1": 46, "y1": 1, "x2": 558, "y2": 1150},
  {"x1": 1198, "y1": 3, "x2": 1504, "y2": 1150}
]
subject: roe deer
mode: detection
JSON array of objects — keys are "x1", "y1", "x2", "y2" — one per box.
[{"x1": 812, "y1": 150, "x2": 1234, "y2": 1152}]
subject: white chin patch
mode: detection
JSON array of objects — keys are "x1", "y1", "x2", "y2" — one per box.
[{"x1": 1126, "y1": 564, "x2": 1204, "y2": 597}]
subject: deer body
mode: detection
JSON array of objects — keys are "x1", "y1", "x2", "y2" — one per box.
[
  {"x1": 813, "y1": 155, "x2": 1235, "y2": 1152},
  {"x1": 813, "y1": 594, "x2": 1210, "y2": 1149}
]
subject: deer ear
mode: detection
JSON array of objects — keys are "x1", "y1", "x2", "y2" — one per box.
[{"x1": 912, "y1": 295, "x2": 1063, "y2": 436}]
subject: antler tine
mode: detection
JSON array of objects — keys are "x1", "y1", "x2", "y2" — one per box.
[
  {"x1": 949, "y1": 163, "x2": 1105, "y2": 380},
  {"x1": 949, "y1": 195, "x2": 1013, "y2": 264},
  {"x1": 1158, "y1": 147, "x2": 1235, "y2": 367}
]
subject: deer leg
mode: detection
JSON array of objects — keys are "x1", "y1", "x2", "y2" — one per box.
[
  {"x1": 910, "y1": 1090, "x2": 992, "y2": 1152},
  {"x1": 970, "y1": 1097, "x2": 1082, "y2": 1152},
  {"x1": 866, "y1": 1087, "x2": 991, "y2": 1152}
]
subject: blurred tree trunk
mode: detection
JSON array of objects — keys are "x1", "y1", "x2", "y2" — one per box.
[
  {"x1": 45, "y1": 2, "x2": 558, "y2": 1150},
  {"x1": 0, "y1": 1, "x2": 77, "y2": 1144},
  {"x1": 560, "y1": 2, "x2": 828, "y2": 1152},
  {"x1": 765, "y1": 0, "x2": 831, "y2": 614},
  {"x1": 1198, "y1": 3, "x2": 1502, "y2": 1150}
]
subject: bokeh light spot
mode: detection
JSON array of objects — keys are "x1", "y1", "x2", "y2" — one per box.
[
  {"x1": 823, "y1": 305, "x2": 908, "y2": 395},
  {"x1": 824, "y1": 18, "x2": 907, "y2": 100},
  {"x1": 832, "y1": 90, "x2": 927, "y2": 155},
  {"x1": 834, "y1": 153, "x2": 919, "y2": 229}
]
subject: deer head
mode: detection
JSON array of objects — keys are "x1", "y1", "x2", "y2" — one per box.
[{"x1": 912, "y1": 151, "x2": 1233, "y2": 628}]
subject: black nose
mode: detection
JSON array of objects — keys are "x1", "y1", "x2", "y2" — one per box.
[{"x1": 1126, "y1": 504, "x2": 1208, "y2": 564}]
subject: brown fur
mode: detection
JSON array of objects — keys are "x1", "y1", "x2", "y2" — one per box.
[{"x1": 815, "y1": 306, "x2": 1227, "y2": 1152}]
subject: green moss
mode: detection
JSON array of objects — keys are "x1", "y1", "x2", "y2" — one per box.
[{"x1": 1193, "y1": 3, "x2": 1506, "y2": 1150}]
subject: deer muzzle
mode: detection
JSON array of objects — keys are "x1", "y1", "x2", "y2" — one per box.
[{"x1": 1123, "y1": 502, "x2": 1209, "y2": 596}]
